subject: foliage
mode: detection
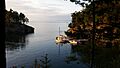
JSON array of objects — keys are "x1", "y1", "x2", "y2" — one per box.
[
  {"x1": 40, "y1": 54, "x2": 51, "y2": 68},
  {"x1": 5, "y1": 9, "x2": 29, "y2": 26},
  {"x1": 65, "y1": 0, "x2": 120, "y2": 40}
]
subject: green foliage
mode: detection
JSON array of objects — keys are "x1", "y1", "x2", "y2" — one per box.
[
  {"x1": 5, "y1": 9, "x2": 29, "y2": 26},
  {"x1": 40, "y1": 54, "x2": 51, "y2": 68},
  {"x1": 66, "y1": 1, "x2": 120, "y2": 40}
]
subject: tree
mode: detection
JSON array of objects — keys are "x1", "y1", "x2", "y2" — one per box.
[
  {"x1": 5, "y1": 9, "x2": 13, "y2": 26},
  {"x1": 25, "y1": 17, "x2": 29, "y2": 24},
  {"x1": 65, "y1": 1, "x2": 120, "y2": 68},
  {"x1": 66, "y1": 0, "x2": 120, "y2": 40},
  {"x1": 19, "y1": 12, "x2": 29, "y2": 24},
  {"x1": 19, "y1": 13, "x2": 25, "y2": 24},
  {"x1": 5, "y1": 9, "x2": 29, "y2": 25},
  {"x1": 12, "y1": 11, "x2": 19, "y2": 23}
]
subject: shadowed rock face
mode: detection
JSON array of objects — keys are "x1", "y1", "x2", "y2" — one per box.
[{"x1": 5, "y1": 23, "x2": 34, "y2": 35}]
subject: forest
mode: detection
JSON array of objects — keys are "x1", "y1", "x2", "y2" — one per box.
[
  {"x1": 5, "y1": 9, "x2": 34, "y2": 35},
  {"x1": 5, "y1": 9, "x2": 29, "y2": 26},
  {"x1": 65, "y1": 0, "x2": 120, "y2": 47}
]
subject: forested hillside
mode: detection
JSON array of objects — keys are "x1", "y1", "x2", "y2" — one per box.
[
  {"x1": 65, "y1": 1, "x2": 120, "y2": 39},
  {"x1": 65, "y1": 0, "x2": 120, "y2": 46},
  {"x1": 5, "y1": 9, "x2": 34, "y2": 35}
]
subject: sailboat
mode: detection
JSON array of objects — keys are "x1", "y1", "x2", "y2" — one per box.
[{"x1": 55, "y1": 27, "x2": 68, "y2": 43}]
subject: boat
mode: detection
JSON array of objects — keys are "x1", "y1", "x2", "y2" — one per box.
[
  {"x1": 55, "y1": 27, "x2": 69, "y2": 43},
  {"x1": 56, "y1": 35, "x2": 68, "y2": 43}
]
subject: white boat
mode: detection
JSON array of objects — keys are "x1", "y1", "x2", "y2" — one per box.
[
  {"x1": 56, "y1": 35, "x2": 68, "y2": 43},
  {"x1": 55, "y1": 27, "x2": 69, "y2": 43}
]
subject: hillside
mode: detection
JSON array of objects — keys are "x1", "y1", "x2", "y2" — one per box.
[
  {"x1": 5, "y1": 9, "x2": 34, "y2": 35},
  {"x1": 65, "y1": 0, "x2": 120, "y2": 46}
]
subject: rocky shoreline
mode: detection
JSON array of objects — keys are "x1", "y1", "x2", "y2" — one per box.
[{"x1": 5, "y1": 23, "x2": 34, "y2": 35}]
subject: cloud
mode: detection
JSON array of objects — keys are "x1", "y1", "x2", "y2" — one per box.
[{"x1": 5, "y1": 0, "x2": 82, "y2": 22}]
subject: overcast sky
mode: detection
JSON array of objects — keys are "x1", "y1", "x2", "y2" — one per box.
[{"x1": 6, "y1": 0, "x2": 83, "y2": 23}]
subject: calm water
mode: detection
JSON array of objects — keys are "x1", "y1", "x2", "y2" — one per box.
[{"x1": 6, "y1": 22, "x2": 89, "y2": 68}]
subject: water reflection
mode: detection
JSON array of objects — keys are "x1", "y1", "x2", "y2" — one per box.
[
  {"x1": 56, "y1": 42, "x2": 67, "y2": 55},
  {"x1": 65, "y1": 45, "x2": 82, "y2": 64},
  {"x1": 5, "y1": 33, "x2": 32, "y2": 51},
  {"x1": 63, "y1": 41, "x2": 120, "y2": 68}
]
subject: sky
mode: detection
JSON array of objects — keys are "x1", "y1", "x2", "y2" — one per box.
[{"x1": 6, "y1": 0, "x2": 83, "y2": 23}]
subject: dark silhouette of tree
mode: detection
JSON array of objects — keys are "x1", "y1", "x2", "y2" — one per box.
[
  {"x1": 40, "y1": 54, "x2": 51, "y2": 68},
  {"x1": 65, "y1": 0, "x2": 120, "y2": 68},
  {"x1": 12, "y1": 11, "x2": 19, "y2": 23},
  {"x1": 24, "y1": 17, "x2": 29, "y2": 24},
  {"x1": 19, "y1": 13, "x2": 25, "y2": 24},
  {"x1": 5, "y1": 9, "x2": 29, "y2": 25},
  {"x1": 65, "y1": 0, "x2": 120, "y2": 40}
]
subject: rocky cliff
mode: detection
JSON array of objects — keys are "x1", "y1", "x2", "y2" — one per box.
[{"x1": 5, "y1": 23, "x2": 34, "y2": 35}]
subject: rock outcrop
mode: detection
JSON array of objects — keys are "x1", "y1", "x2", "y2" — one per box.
[{"x1": 5, "y1": 23, "x2": 34, "y2": 35}]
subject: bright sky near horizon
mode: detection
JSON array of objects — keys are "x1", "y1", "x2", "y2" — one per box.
[{"x1": 6, "y1": 0, "x2": 83, "y2": 23}]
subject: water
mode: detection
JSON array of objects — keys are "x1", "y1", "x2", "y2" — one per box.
[
  {"x1": 5, "y1": 21, "x2": 120, "y2": 68},
  {"x1": 6, "y1": 22, "x2": 89, "y2": 68}
]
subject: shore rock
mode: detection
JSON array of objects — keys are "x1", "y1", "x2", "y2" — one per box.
[{"x1": 5, "y1": 23, "x2": 34, "y2": 35}]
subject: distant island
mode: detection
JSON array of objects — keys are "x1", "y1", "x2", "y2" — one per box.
[{"x1": 5, "y1": 9, "x2": 34, "y2": 35}]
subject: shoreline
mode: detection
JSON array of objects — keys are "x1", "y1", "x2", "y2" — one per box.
[{"x1": 5, "y1": 23, "x2": 34, "y2": 35}]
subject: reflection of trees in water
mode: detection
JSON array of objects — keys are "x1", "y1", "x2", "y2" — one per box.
[
  {"x1": 65, "y1": 43, "x2": 120, "y2": 68},
  {"x1": 5, "y1": 34, "x2": 29, "y2": 51},
  {"x1": 65, "y1": 45, "x2": 83, "y2": 64},
  {"x1": 10, "y1": 53, "x2": 51, "y2": 68},
  {"x1": 93, "y1": 47, "x2": 120, "y2": 68}
]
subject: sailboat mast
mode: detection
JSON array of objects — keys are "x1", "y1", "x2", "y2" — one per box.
[{"x1": 59, "y1": 26, "x2": 60, "y2": 35}]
